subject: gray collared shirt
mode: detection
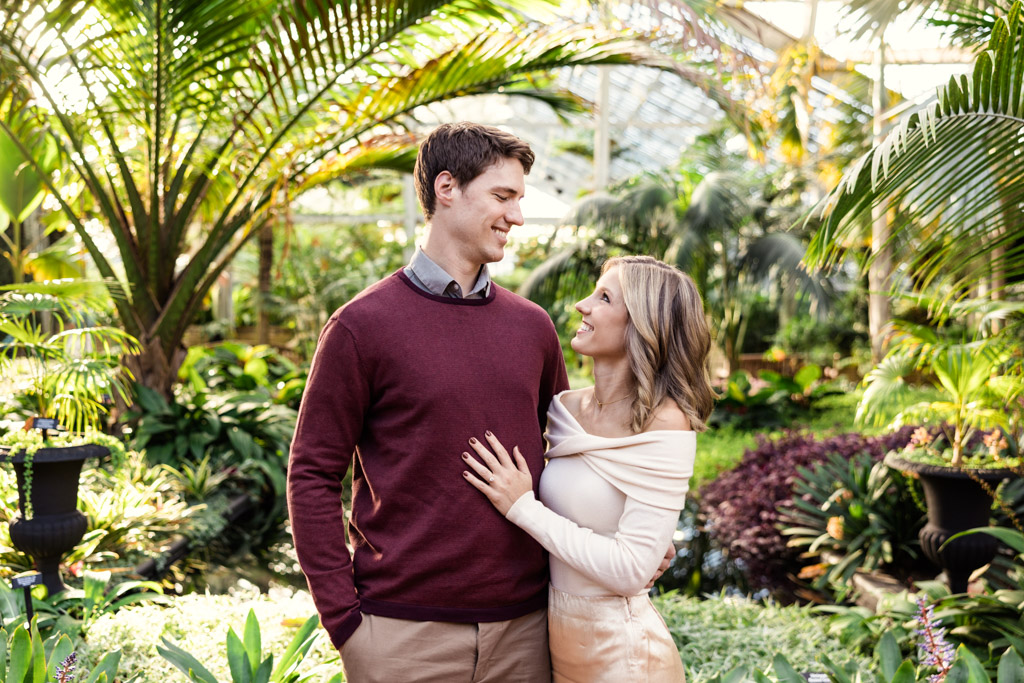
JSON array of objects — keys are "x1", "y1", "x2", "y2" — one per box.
[{"x1": 404, "y1": 249, "x2": 491, "y2": 299}]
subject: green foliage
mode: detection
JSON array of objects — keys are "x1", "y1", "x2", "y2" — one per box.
[
  {"x1": 0, "y1": 0, "x2": 658, "y2": 398},
  {"x1": 127, "y1": 385, "x2": 297, "y2": 564},
  {"x1": 698, "y1": 628, "x2": 1024, "y2": 682},
  {"x1": 807, "y1": 0, "x2": 1024, "y2": 306},
  {"x1": 657, "y1": 592, "x2": 872, "y2": 680},
  {"x1": 82, "y1": 591, "x2": 340, "y2": 681},
  {"x1": 232, "y1": 222, "x2": 406, "y2": 362},
  {"x1": 0, "y1": 618, "x2": 120, "y2": 683},
  {"x1": 0, "y1": 280, "x2": 139, "y2": 434},
  {"x1": 709, "y1": 365, "x2": 844, "y2": 430},
  {"x1": 858, "y1": 321, "x2": 1024, "y2": 467},
  {"x1": 771, "y1": 291, "x2": 869, "y2": 369},
  {"x1": 177, "y1": 343, "x2": 305, "y2": 411},
  {"x1": 130, "y1": 385, "x2": 294, "y2": 483},
  {"x1": 158, "y1": 609, "x2": 337, "y2": 683},
  {"x1": 779, "y1": 452, "x2": 924, "y2": 600}
]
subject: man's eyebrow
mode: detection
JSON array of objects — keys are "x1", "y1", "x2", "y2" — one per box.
[{"x1": 491, "y1": 186, "x2": 524, "y2": 196}]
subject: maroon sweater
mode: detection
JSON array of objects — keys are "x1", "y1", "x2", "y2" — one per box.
[{"x1": 287, "y1": 270, "x2": 569, "y2": 649}]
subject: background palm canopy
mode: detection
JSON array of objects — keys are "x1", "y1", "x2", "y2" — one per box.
[
  {"x1": 0, "y1": 0, "x2": 658, "y2": 398},
  {"x1": 805, "y1": 0, "x2": 1024, "y2": 309}
]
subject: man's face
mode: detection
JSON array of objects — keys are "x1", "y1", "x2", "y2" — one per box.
[{"x1": 444, "y1": 158, "x2": 526, "y2": 266}]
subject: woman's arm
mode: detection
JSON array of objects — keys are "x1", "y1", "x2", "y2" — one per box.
[{"x1": 462, "y1": 432, "x2": 679, "y2": 596}]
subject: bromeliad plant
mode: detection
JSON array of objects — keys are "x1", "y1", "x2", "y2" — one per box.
[
  {"x1": 780, "y1": 451, "x2": 924, "y2": 600},
  {"x1": 158, "y1": 609, "x2": 339, "y2": 683},
  {"x1": 0, "y1": 618, "x2": 121, "y2": 683}
]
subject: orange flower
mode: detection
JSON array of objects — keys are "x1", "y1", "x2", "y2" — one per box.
[
  {"x1": 826, "y1": 516, "x2": 844, "y2": 540},
  {"x1": 798, "y1": 563, "x2": 829, "y2": 579}
]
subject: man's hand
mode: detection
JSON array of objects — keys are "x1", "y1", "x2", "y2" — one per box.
[{"x1": 646, "y1": 543, "x2": 675, "y2": 589}]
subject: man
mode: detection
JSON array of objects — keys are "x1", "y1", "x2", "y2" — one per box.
[{"x1": 287, "y1": 122, "x2": 569, "y2": 682}]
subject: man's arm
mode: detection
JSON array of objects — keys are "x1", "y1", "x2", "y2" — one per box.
[
  {"x1": 287, "y1": 318, "x2": 369, "y2": 649},
  {"x1": 538, "y1": 318, "x2": 570, "y2": 427}
]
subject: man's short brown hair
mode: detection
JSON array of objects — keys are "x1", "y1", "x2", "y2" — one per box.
[{"x1": 414, "y1": 122, "x2": 535, "y2": 219}]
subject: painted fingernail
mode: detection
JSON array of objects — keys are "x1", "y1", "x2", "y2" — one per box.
[
  {"x1": 462, "y1": 453, "x2": 469, "y2": 460},
  {"x1": 485, "y1": 430, "x2": 493, "y2": 437},
  {"x1": 469, "y1": 437, "x2": 478, "y2": 444},
  {"x1": 463, "y1": 471, "x2": 469, "y2": 477}
]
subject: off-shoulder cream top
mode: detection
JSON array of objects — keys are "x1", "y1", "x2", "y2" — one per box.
[{"x1": 505, "y1": 391, "x2": 696, "y2": 597}]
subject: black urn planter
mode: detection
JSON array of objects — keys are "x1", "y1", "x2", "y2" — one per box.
[
  {"x1": 1, "y1": 443, "x2": 109, "y2": 595},
  {"x1": 885, "y1": 452, "x2": 1016, "y2": 594}
]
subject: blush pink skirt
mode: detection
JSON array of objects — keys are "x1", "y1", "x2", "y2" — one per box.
[{"x1": 548, "y1": 586, "x2": 686, "y2": 682}]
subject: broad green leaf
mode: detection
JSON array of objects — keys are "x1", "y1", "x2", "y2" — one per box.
[
  {"x1": 877, "y1": 630, "x2": 902, "y2": 679},
  {"x1": 997, "y1": 648, "x2": 1024, "y2": 682},
  {"x1": 772, "y1": 654, "x2": 805, "y2": 683},
  {"x1": 7, "y1": 627, "x2": 31, "y2": 683},
  {"x1": 157, "y1": 638, "x2": 220, "y2": 683},
  {"x1": 82, "y1": 650, "x2": 122, "y2": 683},
  {"x1": 243, "y1": 609, "x2": 263, "y2": 666},
  {"x1": 226, "y1": 629, "x2": 251, "y2": 683},
  {"x1": 889, "y1": 660, "x2": 917, "y2": 683},
  {"x1": 44, "y1": 635, "x2": 74, "y2": 683}
]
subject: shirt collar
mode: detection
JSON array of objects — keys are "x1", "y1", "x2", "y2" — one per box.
[{"x1": 406, "y1": 248, "x2": 491, "y2": 298}]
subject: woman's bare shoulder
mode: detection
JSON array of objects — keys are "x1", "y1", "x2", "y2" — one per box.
[
  {"x1": 647, "y1": 399, "x2": 692, "y2": 432},
  {"x1": 559, "y1": 387, "x2": 589, "y2": 413}
]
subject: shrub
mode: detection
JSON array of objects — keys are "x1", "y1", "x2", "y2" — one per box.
[
  {"x1": 80, "y1": 586, "x2": 341, "y2": 681},
  {"x1": 779, "y1": 452, "x2": 925, "y2": 600},
  {"x1": 657, "y1": 592, "x2": 871, "y2": 679},
  {"x1": 698, "y1": 427, "x2": 917, "y2": 594}
]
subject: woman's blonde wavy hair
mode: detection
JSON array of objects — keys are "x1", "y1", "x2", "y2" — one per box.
[{"x1": 604, "y1": 256, "x2": 715, "y2": 433}]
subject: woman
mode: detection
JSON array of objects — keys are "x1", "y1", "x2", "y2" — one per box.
[{"x1": 461, "y1": 255, "x2": 715, "y2": 682}]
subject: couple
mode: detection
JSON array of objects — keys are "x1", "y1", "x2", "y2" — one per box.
[{"x1": 287, "y1": 122, "x2": 715, "y2": 682}]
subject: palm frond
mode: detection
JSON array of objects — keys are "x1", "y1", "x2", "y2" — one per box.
[
  {"x1": 806, "y1": 0, "x2": 1024, "y2": 306},
  {"x1": 739, "y1": 232, "x2": 835, "y2": 316}
]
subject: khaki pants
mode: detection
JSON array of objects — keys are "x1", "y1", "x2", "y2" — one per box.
[{"x1": 340, "y1": 610, "x2": 551, "y2": 683}]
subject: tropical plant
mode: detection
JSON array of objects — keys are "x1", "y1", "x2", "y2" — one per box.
[
  {"x1": 806, "y1": 1, "x2": 1024, "y2": 315},
  {"x1": 709, "y1": 365, "x2": 843, "y2": 430},
  {"x1": 0, "y1": 280, "x2": 138, "y2": 435},
  {"x1": 158, "y1": 609, "x2": 336, "y2": 683},
  {"x1": 0, "y1": 618, "x2": 121, "y2": 683},
  {"x1": 177, "y1": 342, "x2": 305, "y2": 410},
  {"x1": 699, "y1": 428, "x2": 917, "y2": 593},
  {"x1": 0, "y1": 0, "x2": 672, "y2": 401},
  {"x1": 130, "y1": 386, "x2": 294, "y2": 479},
  {"x1": 521, "y1": 133, "x2": 835, "y2": 370},
  {"x1": 0, "y1": 88, "x2": 82, "y2": 284},
  {"x1": 857, "y1": 320, "x2": 1024, "y2": 467},
  {"x1": 779, "y1": 451, "x2": 924, "y2": 600}
]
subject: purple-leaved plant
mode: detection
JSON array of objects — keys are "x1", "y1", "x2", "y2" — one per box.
[
  {"x1": 54, "y1": 652, "x2": 77, "y2": 683},
  {"x1": 698, "y1": 427, "x2": 917, "y2": 591},
  {"x1": 915, "y1": 597, "x2": 955, "y2": 682}
]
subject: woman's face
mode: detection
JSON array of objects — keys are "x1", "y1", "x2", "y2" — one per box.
[{"x1": 571, "y1": 266, "x2": 630, "y2": 359}]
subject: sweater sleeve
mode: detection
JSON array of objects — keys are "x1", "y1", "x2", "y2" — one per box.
[
  {"x1": 538, "y1": 320, "x2": 570, "y2": 428},
  {"x1": 505, "y1": 491, "x2": 678, "y2": 596},
  {"x1": 287, "y1": 317, "x2": 369, "y2": 649}
]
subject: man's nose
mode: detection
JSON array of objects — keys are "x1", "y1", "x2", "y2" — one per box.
[{"x1": 507, "y1": 201, "x2": 524, "y2": 226}]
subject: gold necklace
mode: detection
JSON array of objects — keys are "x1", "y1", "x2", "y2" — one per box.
[{"x1": 595, "y1": 392, "x2": 632, "y2": 407}]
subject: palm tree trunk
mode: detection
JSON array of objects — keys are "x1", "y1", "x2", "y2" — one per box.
[
  {"x1": 257, "y1": 221, "x2": 273, "y2": 345},
  {"x1": 869, "y1": 36, "x2": 893, "y2": 364}
]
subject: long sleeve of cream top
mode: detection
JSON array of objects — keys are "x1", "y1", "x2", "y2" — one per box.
[{"x1": 506, "y1": 392, "x2": 696, "y2": 597}]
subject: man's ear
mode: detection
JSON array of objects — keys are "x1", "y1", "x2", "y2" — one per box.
[{"x1": 434, "y1": 170, "x2": 457, "y2": 208}]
